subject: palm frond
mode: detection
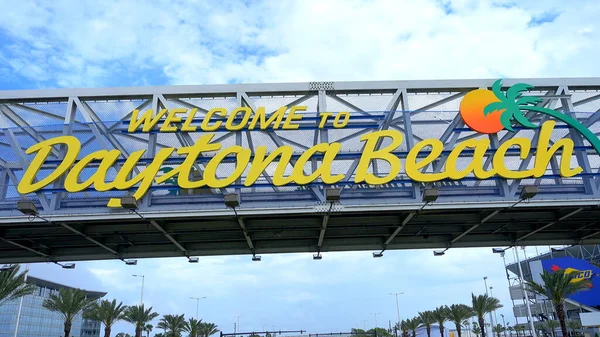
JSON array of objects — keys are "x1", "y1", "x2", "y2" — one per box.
[
  {"x1": 0, "y1": 265, "x2": 36, "y2": 306},
  {"x1": 507, "y1": 83, "x2": 534, "y2": 101},
  {"x1": 526, "y1": 270, "x2": 591, "y2": 306},
  {"x1": 42, "y1": 288, "x2": 97, "y2": 323},
  {"x1": 512, "y1": 110, "x2": 538, "y2": 129},
  {"x1": 491, "y1": 80, "x2": 505, "y2": 101},
  {"x1": 483, "y1": 102, "x2": 506, "y2": 117},
  {"x1": 500, "y1": 108, "x2": 516, "y2": 132}
]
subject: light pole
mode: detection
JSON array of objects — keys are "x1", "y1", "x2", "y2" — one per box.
[
  {"x1": 483, "y1": 277, "x2": 494, "y2": 337},
  {"x1": 490, "y1": 286, "x2": 499, "y2": 330},
  {"x1": 372, "y1": 312, "x2": 380, "y2": 329},
  {"x1": 190, "y1": 296, "x2": 206, "y2": 320},
  {"x1": 362, "y1": 320, "x2": 367, "y2": 330},
  {"x1": 389, "y1": 292, "x2": 403, "y2": 329},
  {"x1": 500, "y1": 314, "x2": 507, "y2": 337},
  {"x1": 12, "y1": 264, "x2": 29, "y2": 337},
  {"x1": 132, "y1": 274, "x2": 145, "y2": 305},
  {"x1": 234, "y1": 315, "x2": 243, "y2": 334},
  {"x1": 514, "y1": 247, "x2": 536, "y2": 337}
]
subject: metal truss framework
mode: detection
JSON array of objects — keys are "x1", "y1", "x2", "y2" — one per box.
[{"x1": 1, "y1": 78, "x2": 600, "y2": 263}]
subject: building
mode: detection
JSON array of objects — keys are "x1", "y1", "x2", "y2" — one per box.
[
  {"x1": 0, "y1": 275, "x2": 106, "y2": 337},
  {"x1": 503, "y1": 245, "x2": 600, "y2": 335}
]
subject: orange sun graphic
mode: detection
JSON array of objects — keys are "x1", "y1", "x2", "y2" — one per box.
[{"x1": 459, "y1": 89, "x2": 505, "y2": 134}]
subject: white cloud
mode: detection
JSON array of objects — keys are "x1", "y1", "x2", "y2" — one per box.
[{"x1": 0, "y1": 0, "x2": 598, "y2": 88}]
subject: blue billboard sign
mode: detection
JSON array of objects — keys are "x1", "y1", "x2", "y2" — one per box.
[{"x1": 541, "y1": 257, "x2": 599, "y2": 306}]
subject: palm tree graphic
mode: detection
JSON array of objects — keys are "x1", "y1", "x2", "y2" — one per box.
[{"x1": 483, "y1": 79, "x2": 600, "y2": 154}]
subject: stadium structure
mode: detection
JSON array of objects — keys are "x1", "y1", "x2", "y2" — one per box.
[
  {"x1": 0, "y1": 78, "x2": 600, "y2": 265},
  {"x1": 502, "y1": 245, "x2": 600, "y2": 334}
]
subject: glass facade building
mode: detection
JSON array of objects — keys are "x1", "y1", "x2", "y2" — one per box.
[{"x1": 0, "y1": 276, "x2": 106, "y2": 337}]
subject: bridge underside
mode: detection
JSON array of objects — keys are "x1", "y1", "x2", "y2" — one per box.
[
  {"x1": 1, "y1": 77, "x2": 600, "y2": 263},
  {"x1": 1, "y1": 201, "x2": 599, "y2": 263}
]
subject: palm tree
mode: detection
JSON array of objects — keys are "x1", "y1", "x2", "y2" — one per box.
[
  {"x1": 405, "y1": 317, "x2": 421, "y2": 337},
  {"x1": 514, "y1": 325, "x2": 525, "y2": 337},
  {"x1": 42, "y1": 288, "x2": 97, "y2": 337},
  {"x1": 184, "y1": 317, "x2": 203, "y2": 337},
  {"x1": 448, "y1": 304, "x2": 475, "y2": 337},
  {"x1": 484, "y1": 79, "x2": 600, "y2": 153},
  {"x1": 419, "y1": 311, "x2": 436, "y2": 337},
  {"x1": 567, "y1": 320, "x2": 582, "y2": 337},
  {"x1": 492, "y1": 325, "x2": 504, "y2": 337},
  {"x1": 199, "y1": 322, "x2": 219, "y2": 337},
  {"x1": 526, "y1": 270, "x2": 591, "y2": 337},
  {"x1": 145, "y1": 324, "x2": 153, "y2": 337},
  {"x1": 471, "y1": 294, "x2": 502, "y2": 337},
  {"x1": 157, "y1": 314, "x2": 187, "y2": 337},
  {"x1": 463, "y1": 321, "x2": 472, "y2": 337},
  {"x1": 0, "y1": 264, "x2": 36, "y2": 307},
  {"x1": 85, "y1": 299, "x2": 127, "y2": 337},
  {"x1": 506, "y1": 325, "x2": 514, "y2": 337},
  {"x1": 122, "y1": 304, "x2": 160, "y2": 337},
  {"x1": 544, "y1": 320, "x2": 559, "y2": 337},
  {"x1": 472, "y1": 323, "x2": 481, "y2": 337},
  {"x1": 400, "y1": 320, "x2": 409, "y2": 337},
  {"x1": 432, "y1": 306, "x2": 450, "y2": 337}
]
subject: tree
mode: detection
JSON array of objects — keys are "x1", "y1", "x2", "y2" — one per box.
[
  {"x1": 157, "y1": 314, "x2": 186, "y2": 337},
  {"x1": 506, "y1": 325, "x2": 514, "y2": 337},
  {"x1": 400, "y1": 320, "x2": 409, "y2": 337},
  {"x1": 432, "y1": 306, "x2": 450, "y2": 337},
  {"x1": 352, "y1": 328, "x2": 371, "y2": 337},
  {"x1": 145, "y1": 324, "x2": 153, "y2": 337},
  {"x1": 154, "y1": 334, "x2": 166, "y2": 337},
  {"x1": 484, "y1": 79, "x2": 600, "y2": 154},
  {"x1": 85, "y1": 299, "x2": 127, "y2": 337},
  {"x1": 199, "y1": 322, "x2": 219, "y2": 337},
  {"x1": 405, "y1": 317, "x2": 421, "y2": 337},
  {"x1": 492, "y1": 325, "x2": 504, "y2": 337},
  {"x1": 448, "y1": 304, "x2": 475, "y2": 337},
  {"x1": 567, "y1": 320, "x2": 582, "y2": 337},
  {"x1": 471, "y1": 294, "x2": 503, "y2": 337},
  {"x1": 42, "y1": 287, "x2": 96, "y2": 337},
  {"x1": 526, "y1": 270, "x2": 591, "y2": 337},
  {"x1": 0, "y1": 265, "x2": 36, "y2": 307},
  {"x1": 463, "y1": 321, "x2": 472, "y2": 337},
  {"x1": 419, "y1": 311, "x2": 436, "y2": 337},
  {"x1": 122, "y1": 304, "x2": 160, "y2": 337},
  {"x1": 472, "y1": 322, "x2": 481, "y2": 337},
  {"x1": 184, "y1": 318, "x2": 203, "y2": 337},
  {"x1": 544, "y1": 320, "x2": 559, "y2": 337},
  {"x1": 116, "y1": 333, "x2": 132, "y2": 337},
  {"x1": 514, "y1": 325, "x2": 525, "y2": 337}
]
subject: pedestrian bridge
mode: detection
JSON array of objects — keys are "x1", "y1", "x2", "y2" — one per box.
[{"x1": 1, "y1": 78, "x2": 600, "y2": 263}]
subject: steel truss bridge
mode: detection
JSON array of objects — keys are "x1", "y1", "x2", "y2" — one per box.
[{"x1": 1, "y1": 78, "x2": 600, "y2": 264}]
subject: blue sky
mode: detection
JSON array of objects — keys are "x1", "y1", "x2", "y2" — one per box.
[{"x1": 1, "y1": 0, "x2": 600, "y2": 336}]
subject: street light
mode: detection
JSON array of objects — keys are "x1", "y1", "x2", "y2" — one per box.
[
  {"x1": 490, "y1": 286, "x2": 498, "y2": 330},
  {"x1": 372, "y1": 312, "x2": 380, "y2": 329},
  {"x1": 190, "y1": 296, "x2": 206, "y2": 320},
  {"x1": 483, "y1": 277, "x2": 494, "y2": 337},
  {"x1": 234, "y1": 315, "x2": 244, "y2": 334},
  {"x1": 389, "y1": 292, "x2": 404, "y2": 333},
  {"x1": 132, "y1": 274, "x2": 145, "y2": 305},
  {"x1": 500, "y1": 314, "x2": 507, "y2": 337}
]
